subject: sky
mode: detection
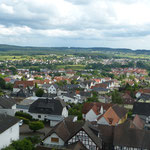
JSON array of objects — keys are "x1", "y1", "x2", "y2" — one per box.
[{"x1": 0, "y1": 0, "x2": 150, "y2": 49}]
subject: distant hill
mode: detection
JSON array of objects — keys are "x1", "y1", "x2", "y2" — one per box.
[{"x1": 0, "y1": 44, "x2": 150, "y2": 55}]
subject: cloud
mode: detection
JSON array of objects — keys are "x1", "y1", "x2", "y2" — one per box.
[
  {"x1": 0, "y1": 25, "x2": 32, "y2": 37},
  {"x1": 0, "y1": 3, "x2": 14, "y2": 14},
  {"x1": 0, "y1": 0, "x2": 150, "y2": 49}
]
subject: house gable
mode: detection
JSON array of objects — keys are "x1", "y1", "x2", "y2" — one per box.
[
  {"x1": 103, "y1": 107, "x2": 120, "y2": 126},
  {"x1": 43, "y1": 133, "x2": 64, "y2": 146},
  {"x1": 48, "y1": 84, "x2": 58, "y2": 94},
  {"x1": 67, "y1": 130, "x2": 97, "y2": 150}
]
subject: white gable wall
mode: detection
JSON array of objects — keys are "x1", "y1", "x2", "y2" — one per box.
[
  {"x1": 0, "y1": 122, "x2": 19, "y2": 149},
  {"x1": 62, "y1": 107, "x2": 68, "y2": 117},
  {"x1": 13, "y1": 88, "x2": 20, "y2": 93},
  {"x1": 85, "y1": 109, "x2": 97, "y2": 122},
  {"x1": 48, "y1": 85, "x2": 57, "y2": 94},
  {"x1": 97, "y1": 117, "x2": 109, "y2": 125},
  {"x1": 43, "y1": 133, "x2": 64, "y2": 146},
  {"x1": 58, "y1": 95, "x2": 75, "y2": 103}
]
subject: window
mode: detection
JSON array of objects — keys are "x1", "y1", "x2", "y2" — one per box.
[
  {"x1": 38, "y1": 115, "x2": 41, "y2": 118},
  {"x1": 51, "y1": 137, "x2": 59, "y2": 143}
]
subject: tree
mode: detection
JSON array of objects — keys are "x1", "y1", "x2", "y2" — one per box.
[
  {"x1": 0, "y1": 77, "x2": 5, "y2": 89},
  {"x1": 35, "y1": 82, "x2": 38, "y2": 88},
  {"x1": 56, "y1": 80, "x2": 67, "y2": 86},
  {"x1": 5, "y1": 83, "x2": 13, "y2": 90},
  {"x1": 112, "y1": 90, "x2": 123, "y2": 104},
  {"x1": 2, "y1": 139, "x2": 33, "y2": 150},
  {"x1": 29, "y1": 121, "x2": 44, "y2": 132},
  {"x1": 12, "y1": 138, "x2": 33, "y2": 150},
  {"x1": 35, "y1": 88, "x2": 44, "y2": 97},
  {"x1": 9, "y1": 66, "x2": 17, "y2": 75}
]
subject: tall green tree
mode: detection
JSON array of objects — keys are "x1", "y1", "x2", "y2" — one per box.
[
  {"x1": 112, "y1": 90, "x2": 123, "y2": 104},
  {"x1": 0, "y1": 77, "x2": 6, "y2": 89}
]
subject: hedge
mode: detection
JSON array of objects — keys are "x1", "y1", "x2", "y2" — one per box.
[
  {"x1": 15, "y1": 111, "x2": 32, "y2": 120},
  {"x1": 17, "y1": 116, "x2": 30, "y2": 124}
]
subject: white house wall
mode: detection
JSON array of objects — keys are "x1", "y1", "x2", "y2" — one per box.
[
  {"x1": 58, "y1": 95, "x2": 76, "y2": 104},
  {"x1": 97, "y1": 117, "x2": 109, "y2": 125},
  {"x1": 0, "y1": 122, "x2": 19, "y2": 149},
  {"x1": 12, "y1": 104, "x2": 16, "y2": 109},
  {"x1": 13, "y1": 88, "x2": 20, "y2": 93},
  {"x1": 43, "y1": 133, "x2": 64, "y2": 146},
  {"x1": 85, "y1": 109, "x2": 97, "y2": 122},
  {"x1": 62, "y1": 107, "x2": 68, "y2": 117}
]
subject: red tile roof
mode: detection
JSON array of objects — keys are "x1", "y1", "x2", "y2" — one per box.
[
  {"x1": 82, "y1": 102, "x2": 113, "y2": 114},
  {"x1": 14, "y1": 81, "x2": 34, "y2": 88},
  {"x1": 133, "y1": 115, "x2": 145, "y2": 129}
]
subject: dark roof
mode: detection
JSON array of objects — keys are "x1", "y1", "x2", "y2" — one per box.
[
  {"x1": 139, "y1": 93, "x2": 150, "y2": 101},
  {"x1": 133, "y1": 102, "x2": 150, "y2": 116},
  {"x1": 0, "y1": 97, "x2": 16, "y2": 109},
  {"x1": 79, "y1": 91, "x2": 92, "y2": 97},
  {"x1": 35, "y1": 146, "x2": 62, "y2": 150},
  {"x1": 114, "y1": 122, "x2": 150, "y2": 149},
  {"x1": 133, "y1": 115, "x2": 145, "y2": 129},
  {"x1": 16, "y1": 104, "x2": 30, "y2": 110},
  {"x1": 112, "y1": 104, "x2": 127, "y2": 118},
  {"x1": 0, "y1": 114, "x2": 19, "y2": 134},
  {"x1": 29, "y1": 98, "x2": 67, "y2": 115},
  {"x1": 42, "y1": 84, "x2": 58, "y2": 89},
  {"x1": 63, "y1": 84, "x2": 80, "y2": 90},
  {"x1": 66, "y1": 141, "x2": 87, "y2": 150},
  {"x1": 92, "y1": 87, "x2": 109, "y2": 92},
  {"x1": 43, "y1": 120, "x2": 102, "y2": 148},
  {"x1": 98, "y1": 125, "x2": 114, "y2": 144}
]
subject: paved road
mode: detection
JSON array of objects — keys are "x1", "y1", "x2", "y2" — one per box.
[{"x1": 20, "y1": 124, "x2": 52, "y2": 140}]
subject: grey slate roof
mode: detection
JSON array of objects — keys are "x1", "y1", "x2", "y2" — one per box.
[
  {"x1": 16, "y1": 104, "x2": 30, "y2": 110},
  {"x1": 133, "y1": 102, "x2": 150, "y2": 116},
  {"x1": 112, "y1": 104, "x2": 127, "y2": 119},
  {"x1": 139, "y1": 93, "x2": 150, "y2": 101},
  {"x1": 63, "y1": 84, "x2": 80, "y2": 90},
  {"x1": 29, "y1": 98, "x2": 67, "y2": 115},
  {"x1": 0, "y1": 114, "x2": 19, "y2": 134},
  {"x1": 0, "y1": 96, "x2": 16, "y2": 109},
  {"x1": 42, "y1": 84, "x2": 58, "y2": 89}
]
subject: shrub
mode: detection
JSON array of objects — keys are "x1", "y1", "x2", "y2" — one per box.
[
  {"x1": 2, "y1": 138, "x2": 33, "y2": 150},
  {"x1": 15, "y1": 111, "x2": 32, "y2": 120},
  {"x1": 35, "y1": 88, "x2": 44, "y2": 97},
  {"x1": 29, "y1": 121, "x2": 44, "y2": 132}
]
